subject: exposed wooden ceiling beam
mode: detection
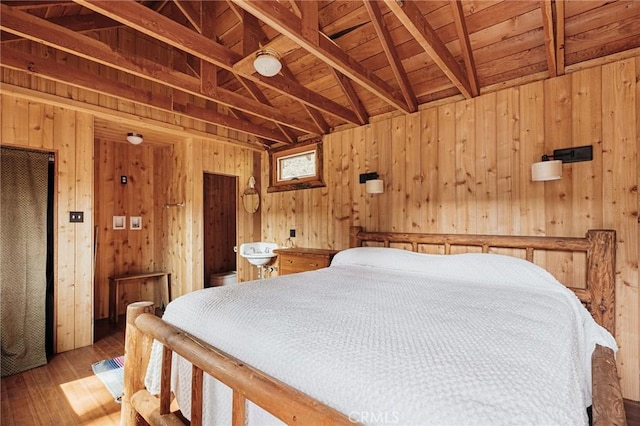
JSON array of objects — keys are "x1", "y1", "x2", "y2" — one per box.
[
  {"x1": 237, "y1": 8, "x2": 329, "y2": 137},
  {"x1": 328, "y1": 67, "x2": 368, "y2": 126},
  {"x1": 0, "y1": 4, "x2": 318, "y2": 136},
  {"x1": 364, "y1": 0, "x2": 417, "y2": 112},
  {"x1": 71, "y1": 0, "x2": 359, "y2": 125},
  {"x1": 1, "y1": 46, "x2": 287, "y2": 144},
  {"x1": 1, "y1": 1, "x2": 74, "y2": 9},
  {"x1": 541, "y1": 0, "x2": 557, "y2": 78},
  {"x1": 232, "y1": 35, "x2": 300, "y2": 75},
  {"x1": 2, "y1": 82, "x2": 263, "y2": 150},
  {"x1": 231, "y1": 0, "x2": 410, "y2": 114},
  {"x1": 237, "y1": 10, "x2": 297, "y2": 144},
  {"x1": 449, "y1": 0, "x2": 479, "y2": 97},
  {"x1": 1, "y1": 12, "x2": 121, "y2": 43},
  {"x1": 174, "y1": 0, "x2": 202, "y2": 33},
  {"x1": 279, "y1": 65, "x2": 330, "y2": 134},
  {"x1": 384, "y1": 0, "x2": 473, "y2": 99},
  {"x1": 200, "y1": 0, "x2": 218, "y2": 96},
  {"x1": 300, "y1": 0, "x2": 319, "y2": 46},
  {"x1": 555, "y1": 0, "x2": 565, "y2": 76},
  {"x1": 289, "y1": 0, "x2": 302, "y2": 19},
  {"x1": 225, "y1": 0, "x2": 245, "y2": 23}
]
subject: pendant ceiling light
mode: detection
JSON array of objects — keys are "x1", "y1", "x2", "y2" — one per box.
[{"x1": 253, "y1": 50, "x2": 282, "y2": 77}]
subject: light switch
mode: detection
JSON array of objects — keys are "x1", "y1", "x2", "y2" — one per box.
[{"x1": 69, "y1": 211, "x2": 84, "y2": 223}]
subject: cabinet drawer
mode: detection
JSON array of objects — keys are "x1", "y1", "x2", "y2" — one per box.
[{"x1": 279, "y1": 255, "x2": 330, "y2": 274}]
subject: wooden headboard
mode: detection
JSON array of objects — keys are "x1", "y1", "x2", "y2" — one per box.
[{"x1": 349, "y1": 226, "x2": 617, "y2": 336}]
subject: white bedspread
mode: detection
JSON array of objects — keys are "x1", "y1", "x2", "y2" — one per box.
[{"x1": 145, "y1": 248, "x2": 617, "y2": 425}]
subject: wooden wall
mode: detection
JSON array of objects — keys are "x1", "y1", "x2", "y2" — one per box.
[
  {"x1": 93, "y1": 139, "x2": 259, "y2": 320},
  {"x1": 2, "y1": 32, "x2": 264, "y2": 333},
  {"x1": 94, "y1": 139, "x2": 172, "y2": 319},
  {"x1": 261, "y1": 57, "x2": 640, "y2": 400},
  {"x1": 1, "y1": 95, "x2": 94, "y2": 353},
  {"x1": 163, "y1": 139, "x2": 262, "y2": 300}
]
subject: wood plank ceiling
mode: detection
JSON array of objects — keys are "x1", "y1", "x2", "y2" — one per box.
[{"x1": 1, "y1": 0, "x2": 639, "y2": 149}]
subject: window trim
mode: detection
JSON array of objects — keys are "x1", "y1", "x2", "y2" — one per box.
[{"x1": 268, "y1": 139, "x2": 325, "y2": 193}]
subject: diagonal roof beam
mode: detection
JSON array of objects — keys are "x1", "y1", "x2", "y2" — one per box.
[
  {"x1": 449, "y1": 0, "x2": 479, "y2": 97},
  {"x1": 230, "y1": 0, "x2": 410, "y2": 114},
  {"x1": 1, "y1": 46, "x2": 287, "y2": 143},
  {"x1": 384, "y1": 0, "x2": 473, "y2": 99},
  {"x1": 0, "y1": 3, "x2": 318, "y2": 135},
  {"x1": 364, "y1": 0, "x2": 417, "y2": 112},
  {"x1": 328, "y1": 67, "x2": 368, "y2": 126},
  {"x1": 72, "y1": 0, "x2": 359, "y2": 125},
  {"x1": 279, "y1": 64, "x2": 330, "y2": 134},
  {"x1": 235, "y1": 7, "x2": 329, "y2": 137},
  {"x1": 1, "y1": 12, "x2": 121, "y2": 43},
  {"x1": 1, "y1": 1, "x2": 74, "y2": 9},
  {"x1": 236, "y1": 10, "x2": 297, "y2": 144},
  {"x1": 175, "y1": 0, "x2": 202, "y2": 33}
]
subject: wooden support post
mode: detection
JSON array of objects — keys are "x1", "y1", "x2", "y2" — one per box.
[
  {"x1": 592, "y1": 345, "x2": 627, "y2": 425},
  {"x1": 121, "y1": 301, "x2": 155, "y2": 426},
  {"x1": 349, "y1": 226, "x2": 363, "y2": 248},
  {"x1": 586, "y1": 230, "x2": 616, "y2": 335}
]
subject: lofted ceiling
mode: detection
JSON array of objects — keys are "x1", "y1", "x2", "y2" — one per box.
[{"x1": 1, "y1": 0, "x2": 639, "y2": 149}]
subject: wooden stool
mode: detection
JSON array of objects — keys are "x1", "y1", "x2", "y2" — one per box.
[{"x1": 109, "y1": 271, "x2": 171, "y2": 324}]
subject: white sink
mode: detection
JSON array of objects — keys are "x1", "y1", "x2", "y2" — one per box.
[{"x1": 239, "y1": 242, "x2": 278, "y2": 267}]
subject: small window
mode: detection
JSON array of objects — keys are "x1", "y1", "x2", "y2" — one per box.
[{"x1": 268, "y1": 140, "x2": 325, "y2": 192}]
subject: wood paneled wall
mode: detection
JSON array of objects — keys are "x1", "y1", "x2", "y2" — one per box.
[
  {"x1": 262, "y1": 57, "x2": 640, "y2": 400},
  {"x1": 2, "y1": 35, "x2": 263, "y2": 336},
  {"x1": 94, "y1": 140, "x2": 172, "y2": 319},
  {"x1": 1, "y1": 95, "x2": 94, "y2": 353},
  {"x1": 94, "y1": 139, "x2": 261, "y2": 320}
]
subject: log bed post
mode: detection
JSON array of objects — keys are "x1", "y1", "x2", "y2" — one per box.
[{"x1": 121, "y1": 301, "x2": 155, "y2": 426}]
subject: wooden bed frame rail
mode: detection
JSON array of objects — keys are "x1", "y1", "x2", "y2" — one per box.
[
  {"x1": 121, "y1": 228, "x2": 626, "y2": 426},
  {"x1": 122, "y1": 302, "x2": 352, "y2": 426}
]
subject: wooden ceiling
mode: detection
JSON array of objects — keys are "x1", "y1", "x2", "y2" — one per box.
[{"x1": 2, "y1": 1, "x2": 639, "y2": 149}]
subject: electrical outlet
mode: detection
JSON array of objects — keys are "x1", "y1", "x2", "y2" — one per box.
[
  {"x1": 69, "y1": 211, "x2": 84, "y2": 223},
  {"x1": 289, "y1": 229, "x2": 296, "y2": 238}
]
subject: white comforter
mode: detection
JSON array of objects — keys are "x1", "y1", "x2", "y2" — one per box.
[{"x1": 145, "y1": 248, "x2": 617, "y2": 425}]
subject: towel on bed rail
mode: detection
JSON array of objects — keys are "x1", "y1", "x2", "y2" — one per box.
[{"x1": 146, "y1": 248, "x2": 617, "y2": 425}]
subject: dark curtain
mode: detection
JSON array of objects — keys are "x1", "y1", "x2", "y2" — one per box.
[{"x1": 1, "y1": 147, "x2": 50, "y2": 376}]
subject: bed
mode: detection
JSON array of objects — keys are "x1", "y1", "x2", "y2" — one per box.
[{"x1": 121, "y1": 227, "x2": 626, "y2": 425}]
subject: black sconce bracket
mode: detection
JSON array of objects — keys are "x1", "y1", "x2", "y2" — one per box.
[
  {"x1": 542, "y1": 145, "x2": 593, "y2": 163},
  {"x1": 359, "y1": 172, "x2": 379, "y2": 184}
]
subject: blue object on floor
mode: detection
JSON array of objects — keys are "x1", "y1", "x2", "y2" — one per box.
[{"x1": 92, "y1": 355, "x2": 124, "y2": 403}]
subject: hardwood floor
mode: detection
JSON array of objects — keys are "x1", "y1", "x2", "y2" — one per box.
[
  {"x1": 2, "y1": 318, "x2": 640, "y2": 425},
  {"x1": 1, "y1": 320, "x2": 124, "y2": 425}
]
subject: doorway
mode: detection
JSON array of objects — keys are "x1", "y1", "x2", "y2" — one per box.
[
  {"x1": 203, "y1": 173, "x2": 237, "y2": 287},
  {"x1": 1, "y1": 147, "x2": 55, "y2": 376}
]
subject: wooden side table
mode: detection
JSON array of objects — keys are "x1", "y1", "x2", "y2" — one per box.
[
  {"x1": 274, "y1": 248, "x2": 340, "y2": 275},
  {"x1": 109, "y1": 271, "x2": 171, "y2": 324}
]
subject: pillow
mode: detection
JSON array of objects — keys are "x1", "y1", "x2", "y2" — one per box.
[{"x1": 331, "y1": 246, "x2": 565, "y2": 291}]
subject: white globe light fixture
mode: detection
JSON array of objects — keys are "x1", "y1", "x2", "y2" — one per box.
[
  {"x1": 127, "y1": 132, "x2": 143, "y2": 145},
  {"x1": 253, "y1": 50, "x2": 282, "y2": 77}
]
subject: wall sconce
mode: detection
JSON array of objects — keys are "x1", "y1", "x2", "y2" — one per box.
[
  {"x1": 359, "y1": 172, "x2": 384, "y2": 194},
  {"x1": 531, "y1": 145, "x2": 593, "y2": 182},
  {"x1": 127, "y1": 132, "x2": 143, "y2": 145}
]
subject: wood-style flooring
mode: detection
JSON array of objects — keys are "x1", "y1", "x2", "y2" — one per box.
[
  {"x1": 2, "y1": 319, "x2": 640, "y2": 425},
  {"x1": 1, "y1": 320, "x2": 124, "y2": 425}
]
